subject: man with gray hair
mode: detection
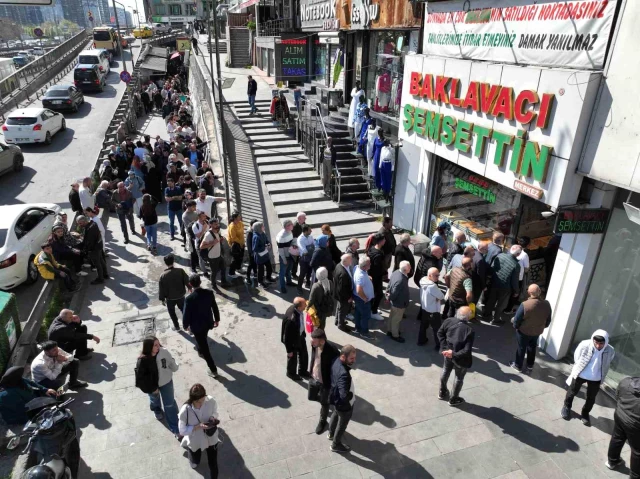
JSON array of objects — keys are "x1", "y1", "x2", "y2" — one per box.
[
  {"x1": 353, "y1": 256, "x2": 374, "y2": 338},
  {"x1": 291, "y1": 212, "x2": 307, "y2": 279},
  {"x1": 483, "y1": 245, "x2": 521, "y2": 325},
  {"x1": 394, "y1": 233, "x2": 415, "y2": 277},
  {"x1": 385, "y1": 261, "x2": 411, "y2": 342},
  {"x1": 437, "y1": 306, "x2": 475, "y2": 406},
  {"x1": 510, "y1": 284, "x2": 552, "y2": 372},
  {"x1": 333, "y1": 254, "x2": 354, "y2": 332},
  {"x1": 344, "y1": 238, "x2": 360, "y2": 267}
]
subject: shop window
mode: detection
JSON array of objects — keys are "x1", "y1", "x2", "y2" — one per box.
[
  {"x1": 154, "y1": 5, "x2": 166, "y2": 14},
  {"x1": 169, "y1": 4, "x2": 182, "y2": 15},
  {"x1": 186, "y1": 4, "x2": 197, "y2": 15},
  {"x1": 313, "y1": 42, "x2": 327, "y2": 80},
  {"x1": 572, "y1": 190, "x2": 640, "y2": 390},
  {"x1": 363, "y1": 31, "x2": 409, "y2": 119}
]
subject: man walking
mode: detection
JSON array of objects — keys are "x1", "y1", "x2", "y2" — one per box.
[
  {"x1": 509, "y1": 284, "x2": 551, "y2": 373},
  {"x1": 367, "y1": 233, "x2": 386, "y2": 321},
  {"x1": 165, "y1": 178, "x2": 184, "y2": 242},
  {"x1": 48, "y1": 309, "x2": 100, "y2": 360},
  {"x1": 484, "y1": 245, "x2": 521, "y2": 324},
  {"x1": 328, "y1": 344, "x2": 357, "y2": 453},
  {"x1": 247, "y1": 75, "x2": 258, "y2": 115},
  {"x1": 309, "y1": 329, "x2": 340, "y2": 435},
  {"x1": 280, "y1": 297, "x2": 310, "y2": 381},
  {"x1": 159, "y1": 254, "x2": 192, "y2": 331},
  {"x1": 444, "y1": 257, "x2": 474, "y2": 318},
  {"x1": 291, "y1": 212, "x2": 307, "y2": 279},
  {"x1": 191, "y1": 35, "x2": 199, "y2": 55},
  {"x1": 562, "y1": 329, "x2": 615, "y2": 426},
  {"x1": 333, "y1": 254, "x2": 354, "y2": 332},
  {"x1": 77, "y1": 216, "x2": 108, "y2": 285},
  {"x1": 385, "y1": 261, "x2": 411, "y2": 343},
  {"x1": 353, "y1": 256, "x2": 374, "y2": 339},
  {"x1": 111, "y1": 182, "x2": 135, "y2": 244},
  {"x1": 438, "y1": 306, "x2": 475, "y2": 406},
  {"x1": 418, "y1": 267, "x2": 444, "y2": 348},
  {"x1": 605, "y1": 376, "x2": 640, "y2": 475},
  {"x1": 182, "y1": 274, "x2": 221, "y2": 379}
]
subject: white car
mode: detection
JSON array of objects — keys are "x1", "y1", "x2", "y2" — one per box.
[
  {"x1": 2, "y1": 108, "x2": 66, "y2": 145},
  {"x1": 0, "y1": 203, "x2": 61, "y2": 290},
  {"x1": 32, "y1": 47, "x2": 45, "y2": 56},
  {"x1": 152, "y1": 23, "x2": 172, "y2": 35}
]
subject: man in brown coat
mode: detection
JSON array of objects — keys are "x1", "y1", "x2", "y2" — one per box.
[
  {"x1": 444, "y1": 257, "x2": 474, "y2": 318},
  {"x1": 510, "y1": 284, "x2": 552, "y2": 372}
]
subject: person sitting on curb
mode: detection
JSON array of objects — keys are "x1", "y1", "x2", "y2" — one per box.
[
  {"x1": 35, "y1": 242, "x2": 79, "y2": 293},
  {"x1": 0, "y1": 366, "x2": 58, "y2": 425},
  {"x1": 31, "y1": 341, "x2": 88, "y2": 391},
  {"x1": 48, "y1": 309, "x2": 100, "y2": 361}
]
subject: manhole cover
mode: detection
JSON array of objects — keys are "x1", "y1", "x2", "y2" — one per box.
[{"x1": 113, "y1": 317, "x2": 155, "y2": 346}]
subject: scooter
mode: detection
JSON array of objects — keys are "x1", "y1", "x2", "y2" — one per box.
[{"x1": 8, "y1": 397, "x2": 79, "y2": 479}]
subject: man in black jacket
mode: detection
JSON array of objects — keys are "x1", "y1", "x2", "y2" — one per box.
[
  {"x1": 606, "y1": 376, "x2": 640, "y2": 474},
  {"x1": 413, "y1": 245, "x2": 443, "y2": 287},
  {"x1": 309, "y1": 329, "x2": 340, "y2": 435},
  {"x1": 48, "y1": 309, "x2": 100, "y2": 360},
  {"x1": 378, "y1": 217, "x2": 396, "y2": 276},
  {"x1": 333, "y1": 254, "x2": 354, "y2": 332},
  {"x1": 437, "y1": 306, "x2": 475, "y2": 406},
  {"x1": 182, "y1": 274, "x2": 220, "y2": 378},
  {"x1": 77, "y1": 216, "x2": 108, "y2": 285},
  {"x1": 367, "y1": 233, "x2": 386, "y2": 321},
  {"x1": 329, "y1": 344, "x2": 356, "y2": 453},
  {"x1": 69, "y1": 182, "x2": 82, "y2": 214},
  {"x1": 247, "y1": 75, "x2": 258, "y2": 114},
  {"x1": 281, "y1": 297, "x2": 309, "y2": 381},
  {"x1": 159, "y1": 254, "x2": 192, "y2": 330},
  {"x1": 393, "y1": 233, "x2": 415, "y2": 277}
]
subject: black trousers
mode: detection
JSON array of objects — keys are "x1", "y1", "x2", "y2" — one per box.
[
  {"x1": 292, "y1": 255, "x2": 299, "y2": 277},
  {"x1": 190, "y1": 251, "x2": 200, "y2": 273},
  {"x1": 229, "y1": 246, "x2": 244, "y2": 275},
  {"x1": 208, "y1": 256, "x2": 227, "y2": 286},
  {"x1": 371, "y1": 277, "x2": 383, "y2": 314},
  {"x1": 564, "y1": 377, "x2": 601, "y2": 416},
  {"x1": 57, "y1": 251, "x2": 83, "y2": 273},
  {"x1": 166, "y1": 297, "x2": 185, "y2": 329},
  {"x1": 328, "y1": 407, "x2": 352, "y2": 446},
  {"x1": 53, "y1": 266, "x2": 76, "y2": 291},
  {"x1": 335, "y1": 299, "x2": 351, "y2": 327},
  {"x1": 257, "y1": 261, "x2": 273, "y2": 285},
  {"x1": 418, "y1": 310, "x2": 441, "y2": 348},
  {"x1": 59, "y1": 325, "x2": 90, "y2": 358},
  {"x1": 515, "y1": 330, "x2": 538, "y2": 369},
  {"x1": 38, "y1": 359, "x2": 80, "y2": 389},
  {"x1": 608, "y1": 413, "x2": 640, "y2": 478},
  {"x1": 187, "y1": 444, "x2": 218, "y2": 478},
  {"x1": 286, "y1": 333, "x2": 308, "y2": 376},
  {"x1": 484, "y1": 288, "x2": 511, "y2": 320},
  {"x1": 319, "y1": 386, "x2": 330, "y2": 423},
  {"x1": 298, "y1": 259, "x2": 312, "y2": 289},
  {"x1": 88, "y1": 249, "x2": 108, "y2": 281},
  {"x1": 246, "y1": 256, "x2": 257, "y2": 282},
  {"x1": 193, "y1": 331, "x2": 218, "y2": 374}
]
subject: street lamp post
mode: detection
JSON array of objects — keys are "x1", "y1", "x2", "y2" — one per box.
[{"x1": 113, "y1": 0, "x2": 135, "y2": 72}]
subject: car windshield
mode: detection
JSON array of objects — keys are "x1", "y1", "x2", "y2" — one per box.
[
  {"x1": 44, "y1": 89, "x2": 69, "y2": 98},
  {"x1": 93, "y1": 31, "x2": 112, "y2": 41},
  {"x1": 75, "y1": 69, "x2": 97, "y2": 80},
  {"x1": 0, "y1": 229, "x2": 6, "y2": 248},
  {"x1": 6, "y1": 117, "x2": 37, "y2": 125},
  {"x1": 78, "y1": 55, "x2": 98, "y2": 65}
]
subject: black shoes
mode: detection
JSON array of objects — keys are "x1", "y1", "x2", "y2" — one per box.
[
  {"x1": 605, "y1": 458, "x2": 623, "y2": 470},
  {"x1": 449, "y1": 397, "x2": 465, "y2": 406},
  {"x1": 330, "y1": 442, "x2": 351, "y2": 453},
  {"x1": 509, "y1": 361, "x2": 522, "y2": 372},
  {"x1": 581, "y1": 414, "x2": 591, "y2": 427},
  {"x1": 299, "y1": 371, "x2": 311, "y2": 379},
  {"x1": 438, "y1": 390, "x2": 449, "y2": 401},
  {"x1": 561, "y1": 405, "x2": 570, "y2": 420},
  {"x1": 315, "y1": 420, "x2": 327, "y2": 435},
  {"x1": 287, "y1": 373, "x2": 301, "y2": 381},
  {"x1": 90, "y1": 279, "x2": 104, "y2": 285},
  {"x1": 68, "y1": 380, "x2": 88, "y2": 389}
]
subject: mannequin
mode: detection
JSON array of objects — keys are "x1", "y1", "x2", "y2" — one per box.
[
  {"x1": 357, "y1": 108, "x2": 374, "y2": 157},
  {"x1": 366, "y1": 124, "x2": 378, "y2": 177},
  {"x1": 348, "y1": 81, "x2": 365, "y2": 142},
  {"x1": 379, "y1": 140, "x2": 395, "y2": 198},
  {"x1": 353, "y1": 96, "x2": 367, "y2": 148},
  {"x1": 372, "y1": 128, "x2": 385, "y2": 189}
]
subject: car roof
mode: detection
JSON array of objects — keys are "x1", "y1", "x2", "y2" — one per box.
[
  {"x1": 75, "y1": 64, "x2": 98, "y2": 69},
  {"x1": 79, "y1": 50, "x2": 105, "y2": 55},
  {"x1": 7, "y1": 108, "x2": 46, "y2": 118},
  {"x1": 47, "y1": 85, "x2": 70, "y2": 91},
  {"x1": 0, "y1": 203, "x2": 57, "y2": 229}
]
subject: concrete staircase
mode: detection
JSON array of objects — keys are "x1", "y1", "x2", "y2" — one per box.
[
  {"x1": 204, "y1": 37, "x2": 228, "y2": 54},
  {"x1": 230, "y1": 99, "x2": 382, "y2": 250},
  {"x1": 228, "y1": 28, "x2": 251, "y2": 67}
]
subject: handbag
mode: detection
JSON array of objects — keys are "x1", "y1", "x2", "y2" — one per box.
[
  {"x1": 189, "y1": 406, "x2": 218, "y2": 437},
  {"x1": 307, "y1": 378, "x2": 321, "y2": 402},
  {"x1": 306, "y1": 305, "x2": 320, "y2": 327},
  {"x1": 305, "y1": 312, "x2": 314, "y2": 334}
]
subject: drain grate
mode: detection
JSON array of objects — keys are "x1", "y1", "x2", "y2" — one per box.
[{"x1": 113, "y1": 317, "x2": 156, "y2": 346}]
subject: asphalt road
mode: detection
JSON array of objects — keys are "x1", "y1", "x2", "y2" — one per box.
[{"x1": 0, "y1": 43, "x2": 141, "y2": 320}]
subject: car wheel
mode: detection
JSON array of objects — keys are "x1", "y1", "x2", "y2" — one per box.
[
  {"x1": 61, "y1": 119, "x2": 66, "y2": 131},
  {"x1": 13, "y1": 155, "x2": 23, "y2": 172},
  {"x1": 26, "y1": 255, "x2": 38, "y2": 284},
  {"x1": 44, "y1": 131, "x2": 52, "y2": 145},
  {"x1": 72, "y1": 103, "x2": 78, "y2": 113},
  {"x1": 81, "y1": 96, "x2": 85, "y2": 104}
]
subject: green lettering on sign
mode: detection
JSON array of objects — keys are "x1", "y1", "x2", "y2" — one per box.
[
  {"x1": 454, "y1": 177, "x2": 496, "y2": 204},
  {"x1": 414, "y1": 107, "x2": 426, "y2": 136},
  {"x1": 426, "y1": 111, "x2": 442, "y2": 141},
  {"x1": 403, "y1": 104, "x2": 414, "y2": 132},
  {"x1": 454, "y1": 120, "x2": 473, "y2": 153},
  {"x1": 440, "y1": 116, "x2": 457, "y2": 146}
]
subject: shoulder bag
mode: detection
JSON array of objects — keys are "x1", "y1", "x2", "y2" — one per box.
[
  {"x1": 308, "y1": 378, "x2": 321, "y2": 402},
  {"x1": 189, "y1": 405, "x2": 218, "y2": 437}
]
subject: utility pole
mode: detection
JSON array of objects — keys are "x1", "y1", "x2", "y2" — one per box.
[
  {"x1": 210, "y1": 0, "x2": 231, "y2": 220},
  {"x1": 111, "y1": 0, "x2": 126, "y2": 71}
]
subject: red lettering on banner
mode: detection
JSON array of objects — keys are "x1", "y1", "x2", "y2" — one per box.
[
  {"x1": 461, "y1": 81, "x2": 479, "y2": 111},
  {"x1": 536, "y1": 93, "x2": 555, "y2": 129},
  {"x1": 491, "y1": 87, "x2": 514, "y2": 120},
  {"x1": 420, "y1": 74, "x2": 434, "y2": 100},
  {"x1": 449, "y1": 78, "x2": 462, "y2": 107},
  {"x1": 597, "y1": 0, "x2": 608, "y2": 18},
  {"x1": 434, "y1": 76, "x2": 450, "y2": 104},
  {"x1": 514, "y1": 90, "x2": 539, "y2": 125},
  {"x1": 409, "y1": 72, "x2": 422, "y2": 96},
  {"x1": 480, "y1": 83, "x2": 501, "y2": 114}
]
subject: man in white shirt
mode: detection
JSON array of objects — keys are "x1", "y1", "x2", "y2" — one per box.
[
  {"x1": 78, "y1": 177, "x2": 94, "y2": 211},
  {"x1": 296, "y1": 225, "x2": 314, "y2": 290},
  {"x1": 182, "y1": 157, "x2": 198, "y2": 182},
  {"x1": 195, "y1": 189, "x2": 225, "y2": 218},
  {"x1": 191, "y1": 211, "x2": 211, "y2": 277},
  {"x1": 31, "y1": 340, "x2": 87, "y2": 390},
  {"x1": 418, "y1": 267, "x2": 445, "y2": 349},
  {"x1": 200, "y1": 218, "x2": 229, "y2": 290}
]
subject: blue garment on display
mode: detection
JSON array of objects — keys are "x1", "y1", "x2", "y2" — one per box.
[
  {"x1": 357, "y1": 118, "x2": 375, "y2": 156},
  {"x1": 372, "y1": 138, "x2": 385, "y2": 189},
  {"x1": 380, "y1": 160, "x2": 393, "y2": 194}
]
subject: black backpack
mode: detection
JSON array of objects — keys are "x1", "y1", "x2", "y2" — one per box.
[{"x1": 134, "y1": 356, "x2": 158, "y2": 394}]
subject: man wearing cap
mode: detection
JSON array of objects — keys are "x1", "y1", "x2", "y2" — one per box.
[{"x1": 309, "y1": 328, "x2": 340, "y2": 434}]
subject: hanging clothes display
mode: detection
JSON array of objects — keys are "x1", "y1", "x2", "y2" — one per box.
[
  {"x1": 374, "y1": 71, "x2": 391, "y2": 112},
  {"x1": 372, "y1": 136, "x2": 385, "y2": 188},
  {"x1": 379, "y1": 145, "x2": 395, "y2": 196},
  {"x1": 366, "y1": 126, "x2": 378, "y2": 176},
  {"x1": 354, "y1": 102, "x2": 368, "y2": 145},
  {"x1": 357, "y1": 116, "x2": 375, "y2": 156},
  {"x1": 348, "y1": 88, "x2": 365, "y2": 129}
]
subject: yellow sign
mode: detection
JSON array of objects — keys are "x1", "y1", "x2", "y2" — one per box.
[{"x1": 176, "y1": 38, "x2": 191, "y2": 52}]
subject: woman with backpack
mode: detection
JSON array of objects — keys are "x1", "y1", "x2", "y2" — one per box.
[
  {"x1": 135, "y1": 336, "x2": 180, "y2": 437},
  {"x1": 178, "y1": 383, "x2": 220, "y2": 475},
  {"x1": 139, "y1": 194, "x2": 158, "y2": 254}
]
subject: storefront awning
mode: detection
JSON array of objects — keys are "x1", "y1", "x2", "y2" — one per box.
[
  {"x1": 140, "y1": 56, "x2": 167, "y2": 73},
  {"x1": 229, "y1": 0, "x2": 259, "y2": 13}
]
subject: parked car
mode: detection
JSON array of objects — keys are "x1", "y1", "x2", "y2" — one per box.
[
  {"x1": 74, "y1": 64, "x2": 106, "y2": 92},
  {"x1": 152, "y1": 23, "x2": 172, "y2": 35},
  {"x1": 0, "y1": 203, "x2": 61, "y2": 290},
  {"x1": 42, "y1": 85, "x2": 84, "y2": 112},
  {"x1": 1, "y1": 108, "x2": 66, "y2": 145},
  {"x1": 0, "y1": 141, "x2": 23, "y2": 176},
  {"x1": 133, "y1": 26, "x2": 153, "y2": 39}
]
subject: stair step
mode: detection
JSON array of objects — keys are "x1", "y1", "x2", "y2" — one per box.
[
  {"x1": 259, "y1": 163, "x2": 314, "y2": 174},
  {"x1": 263, "y1": 171, "x2": 319, "y2": 184},
  {"x1": 255, "y1": 155, "x2": 310, "y2": 165},
  {"x1": 306, "y1": 211, "x2": 377, "y2": 229},
  {"x1": 336, "y1": 159, "x2": 361, "y2": 167},
  {"x1": 271, "y1": 190, "x2": 327, "y2": 205},
  {"x1": 242, "y1": 128, "x2": 281, "y2": 136},
  {"x1": 239, "y1": 117, "x2": 273, "y2": 124},
  {"x1": 253, "y1": 146, "x2": 303, "y2": 157},
  {"x1": 251, "y1": 139, "x2": 300, "y2": 149},
  {"x1": 275, "y1": 201, "x2": 343, "y2": 218},
  {"x1": 330, "y1": 221, "x2": 381, "y2": 241},
  {"x1": 247, "y1": 133, "x2": 294, "y2": 142},
  {"x1": 338, "y1": 175, "x2": 366, "y2": 185},
  {"x1": 267, "y1": 180, "x2": 324, "y2": 194},
  {"x1": 337, "y1": 167, "x2": 362, "y2": 176}
]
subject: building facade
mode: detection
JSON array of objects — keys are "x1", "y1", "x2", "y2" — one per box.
[
  {"x1": 0, "y1": 5, "x2": 44, "y2": 27},
  {"x1": 147, "y1": 0, "x2": 198, "y2": 25}
]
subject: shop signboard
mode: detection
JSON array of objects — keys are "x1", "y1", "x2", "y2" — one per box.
[
  {"x1": 275, "y1": 34, "x2": 310, "y2": 82},
  {"x1": 300, "y1": 0, "x2": 338, "y2": 30},
  {"x1": 514, "y1": 179, "x2": 543, "y2": 199},
  {"x1": 351, "y1": 0, "x2": 380, "y2": 30},
  {"x1": 424, "y1": 0, "x2": 617, "y2": 70},
  {"x1": 554, "y1": 208, "x2": 610, "y2": 234}
]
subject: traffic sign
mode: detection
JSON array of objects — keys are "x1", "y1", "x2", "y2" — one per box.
[
  {"x1": 120, "y1": 71, "x2": 131, "y2": 83},
  {"x1": 33, "y1": 28, "x2": 43, "y2": 38},
  {"x1": 110, "y1": 16, "x2": 115, "y2": 22}
]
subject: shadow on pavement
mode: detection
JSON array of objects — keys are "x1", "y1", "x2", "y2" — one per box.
[
  {"x1": 351, "y1": 396, "x2": 396, "y2": 429},
  {"x1": 70, "y1": 388, "x2": 111, "y2": 431},
  {"x1": 345, "y1": 437, "x2": 432, "y2": 478},
  {"x1": 217, "y1": 429, "x2": 255, "y2": 479}
]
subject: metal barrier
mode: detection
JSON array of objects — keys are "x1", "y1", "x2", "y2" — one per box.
[{"x1": 258, "y1": 18, "x2": 294, "y2": 37}]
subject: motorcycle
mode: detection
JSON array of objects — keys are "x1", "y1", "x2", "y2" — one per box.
[{"x1": 7, "y1": 396, "x2": 79, "y2": 479}]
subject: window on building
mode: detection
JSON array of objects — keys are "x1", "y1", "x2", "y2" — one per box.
[
  {"x1": 169, "y1": 4, "x2": 182, "y2": 15},
  {"x1": 154, "y1": 5, "x2": 166, "y2": 15},
  {"x1": 186, "y1": 4, "x2": 197, "y2": 15}
]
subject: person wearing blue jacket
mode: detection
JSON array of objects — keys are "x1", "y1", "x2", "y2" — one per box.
[
  {"x1": 0, "y1": 367, "x2": 57, "y2": 425},
  {"x1": 328, "y1": 345, "x2": 356, "y2": 454},
  {"x1": 251, "y1": 221, "x2": 273, "y2": 288}
]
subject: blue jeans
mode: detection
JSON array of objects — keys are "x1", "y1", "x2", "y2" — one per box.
[
  {"x1": 248, "y1": 95, "x2": 256, "y2": 112},
  {"x1": 149, "y1": 380, "x2": 179, "y2": 434},
  {"x1": 353, "y1": 296, "x2": 371, "y2": 334},
  {"x1": 145, "y1": 224, "x2": 158, "y2": 248},
  {"x1": 515, "y1": 330, "x2": 539, "y2": 370},
  {"x1": 279, "y1": 256, "x2": 293, "y2": 291},
  {"x1": 167, "y1": 208, "x2": 183, "y2": 237}
]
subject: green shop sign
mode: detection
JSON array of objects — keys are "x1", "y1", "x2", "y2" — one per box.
[
  {"x1": 402, "y1": 104, "x2": 554, "y2": 183},
  {"x1": 455, "y1": 177, "x2": 496, "y2": 203},
  {"x1": 554, "y1": 208, "x2": 610, "y2": 234}
]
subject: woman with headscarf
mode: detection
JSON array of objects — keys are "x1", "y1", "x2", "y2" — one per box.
[
  {"x1": 0, "y1": 366, "x2": 57, "y2": 425},
  {"x1": 307, "y1": 267, "x2": 334, "y2": 330},
  {"x1": 322, "y1": 224, "x2": 342, "y2": 265},
  {"x1": 53, "y1": 212, "x2": 83, "y2": 247},
  {"x1": 276, "y1": 219, "x2": 296, "y2": 293},
  {"x1": 310, "y1": 234, "x2": 334, "y2": 281},
  {"x1": 99, "y1": 159, "x2": 116, "y2": 187},
  {"x1": 93, "y1": 180, "x2": 112, "y2": 209},
  {"x1": 144, "y1": 158, "x2": 163, "y2": 204},
  {"x1": 251, "y1": 221, "x2": 273, "y2": 288},
  {"x1": 49, "y1": 225, "x2": 86, "y2": 274}
]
